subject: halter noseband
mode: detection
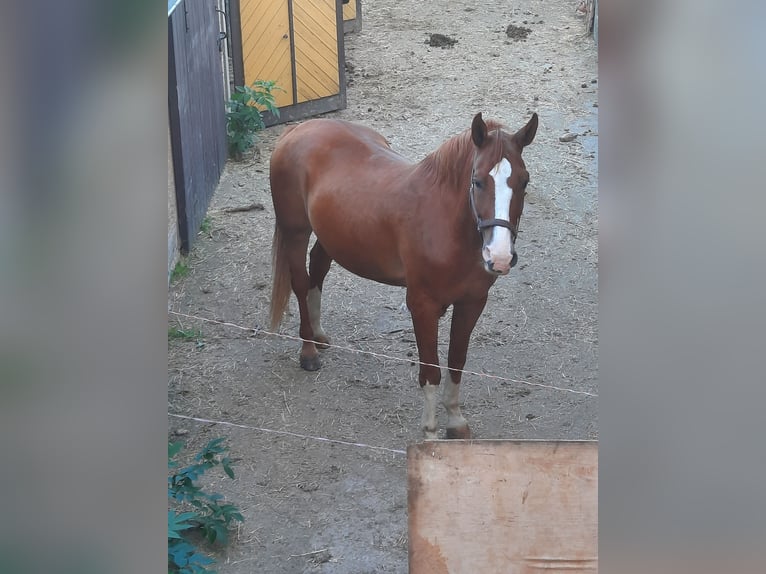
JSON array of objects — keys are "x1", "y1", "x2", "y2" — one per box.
[{"x1": 468, "y1": 170, "x2": 518, "y2": 240}]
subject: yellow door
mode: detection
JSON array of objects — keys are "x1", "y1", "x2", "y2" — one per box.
[
  {"x1": 342, "y1": 0, "x2": 356, "y2": 22},
  {"x1": 240, "y1": 0, "x2": 294, "y2": 108},
  {"x1": 239, "y1": 0, "x2": 342, "y2": 111},
  {"x1": 342, "y1": 0, "x2": 361, "y2": 33},
  {"x1": 293, "y1": 0, "x2": 339, "y2": 103}
]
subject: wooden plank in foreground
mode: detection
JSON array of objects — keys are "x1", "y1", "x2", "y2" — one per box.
[{"x1": 408, "y1": 440, "x2": 598, "y2": 574}]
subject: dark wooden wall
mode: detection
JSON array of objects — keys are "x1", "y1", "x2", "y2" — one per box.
[{"x1": 169, "y1": 0, "x2": 227, "y2": 254}]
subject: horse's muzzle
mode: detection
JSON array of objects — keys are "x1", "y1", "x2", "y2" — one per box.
[{"x1": 484, "y1": 252, "x2": 518, "y2": 275}]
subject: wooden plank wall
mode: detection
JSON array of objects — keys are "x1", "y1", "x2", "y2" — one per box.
[
  {"x1": 408, "y1": 441, "x2": 598, "y2": 574},
  {"x1": 168, "y1": 0, "x2": 228, "y2": 253}
]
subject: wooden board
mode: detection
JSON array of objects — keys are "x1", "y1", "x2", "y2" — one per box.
[{"x1": 408, "y1": 441, "x2": 598, "y2": 574}]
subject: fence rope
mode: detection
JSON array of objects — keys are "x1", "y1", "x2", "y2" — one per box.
[
  {"x1": 168, "y1": 413, "x2": 407, "y2": 455},
  {"x1": 168, "y1": 310, "x2": 597, "y2": 398}
]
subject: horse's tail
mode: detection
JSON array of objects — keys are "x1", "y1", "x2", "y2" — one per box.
[{"x1": 269, "y1": 223, "x2": 292, "y2": 330}]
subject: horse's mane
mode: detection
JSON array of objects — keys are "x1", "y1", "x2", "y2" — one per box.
[
  {"x1": 417, "y1": 120, "x2": 506, "y2": 190},
  {"x1": 277, "y1": 124, "x2": 299, "y2": 141}
]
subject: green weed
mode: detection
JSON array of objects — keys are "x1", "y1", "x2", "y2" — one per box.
[
  {"x1": 171, "y1": 260, "x2": 190, "y2": 283},
  {"x1": 168, "y1": 439, "x2": 243, "y2": 573},
  {"x1": 226, "y1": 80, "x2": 283, "y2": 158},
  {"x1": 168, "y1": 327, "x2": 203, "y2": 342}
]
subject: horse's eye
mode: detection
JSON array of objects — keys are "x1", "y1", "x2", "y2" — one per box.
[{"x1": 473, "y1": 180, "x2": 483, "y2": 189}]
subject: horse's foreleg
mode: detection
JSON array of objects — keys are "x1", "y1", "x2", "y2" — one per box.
[
  {"x1": 407, "y1": 292, "x2": 442, "y2": 440},
  {"x1": 445, "y1": 298, "x2": 488, "y2": 439},
  {"x1": 308, "y1": 240, "x2": 332, "y2": 349}
]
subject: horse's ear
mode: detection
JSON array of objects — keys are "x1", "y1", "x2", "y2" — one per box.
[
  {"x1": 471, "y1": 113, "x2": 488, "y2": 148},
  {"x1": 513, "y1": 113, "x2": 538, "y2": 148}
]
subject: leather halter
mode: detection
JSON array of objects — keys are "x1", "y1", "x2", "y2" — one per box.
[{"x1": 468, "y1": 170, "x2": 518, "y2": 240}]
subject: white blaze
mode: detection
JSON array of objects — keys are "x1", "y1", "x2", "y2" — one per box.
[{"x1": 483, "y1": 158, "x2": 514, "y2": 272}]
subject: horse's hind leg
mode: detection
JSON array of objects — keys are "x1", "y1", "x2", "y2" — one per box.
[
  {"x1": 308, "y1": 239, "x2": 332, "y2": 349},
  {"x1": 283, "y1": 231, "x2": 323, "y2": 371}
]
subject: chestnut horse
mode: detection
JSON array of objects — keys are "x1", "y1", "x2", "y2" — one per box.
[{"x1": 269, "y1": 112, "x2": 538, "y2": 439}]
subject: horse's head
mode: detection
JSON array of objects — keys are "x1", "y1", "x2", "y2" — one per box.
[{"x1": 469, "y1": 112, "x2": 538, "y2": 275}]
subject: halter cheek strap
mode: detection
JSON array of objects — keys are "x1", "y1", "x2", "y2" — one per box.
[{"x1": 468, "y1": 171, "x2": 518, "y2": 239}]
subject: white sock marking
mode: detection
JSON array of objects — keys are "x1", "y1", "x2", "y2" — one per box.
[
  {"x1": 307, "y1": 287, "x2": 326, "y2": 339},
  {"x1": 443, "y1": 378, "x2": 468, "y2": 430},
  {"x1": 421, "y1": 383, "x2": 439, "y2": 439}
]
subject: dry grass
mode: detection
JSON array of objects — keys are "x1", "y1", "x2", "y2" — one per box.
[{"x1": 168, "y1": 1, "x2": 597, "y2": 571}]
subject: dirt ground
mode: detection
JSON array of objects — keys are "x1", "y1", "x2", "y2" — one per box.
[{"x1": 168, "y1": 1, "x2": 598, "y2": 572}]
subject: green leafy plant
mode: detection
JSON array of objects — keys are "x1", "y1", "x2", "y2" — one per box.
[
  {"x1": 171, "y1": 260, "x2": 190, "y2": 283},
  {"x1": 168, "y1": 327, "x2": 203, "y2": 342},
  {"x1": 226, "y1": 80, "x2": 282, "y2": 158},
  {"x1": 168, "y1": 439, "x2": 244, "y2": 574}
]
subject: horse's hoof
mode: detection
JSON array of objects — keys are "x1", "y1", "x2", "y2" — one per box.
[
  {"x1": 422, "y1": 429, "x2": 439, "y2": 441},
  {"x1": 446, "y1": 425, "x2": 472, "y2": 440},
  {"x1": 299, "y1": 355, "x2": 322, "y2": 371}
]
